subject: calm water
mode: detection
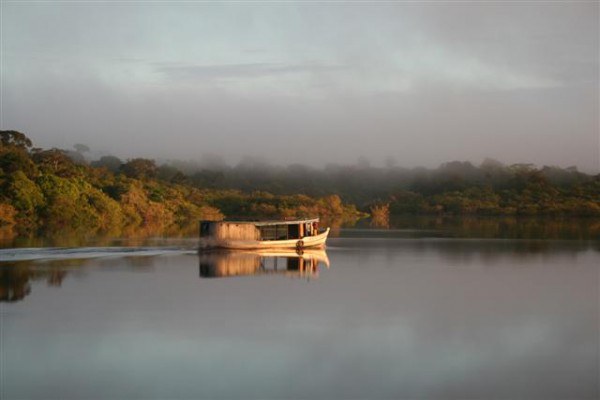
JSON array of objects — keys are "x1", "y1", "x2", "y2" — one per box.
[{"x1": 1, "y1": 224, "x2": 599, "y2": 399}]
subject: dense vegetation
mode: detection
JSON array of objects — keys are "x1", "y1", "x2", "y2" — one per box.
[
  {"x1": 0, "y1": 131, "x2": 362, "y2": 236},
  {"x1": 1, "y1": 130, "x2": 599, "y2": 238},
  {"x1": 168, "y1": 155, "x2": 600, "y2": 217}
]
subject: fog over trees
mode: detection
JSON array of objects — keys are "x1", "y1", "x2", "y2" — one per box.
[{"x1": 2, "y1": 131, "x2": 598, "y2": 237}]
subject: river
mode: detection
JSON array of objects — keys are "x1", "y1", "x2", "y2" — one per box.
[{"x1": 1, "y1": 218, "x2": 598, "y2": 399}]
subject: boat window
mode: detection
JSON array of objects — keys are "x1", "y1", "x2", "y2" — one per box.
[
  {"x1": 259, "y1": 225, "x2": 289, "y2": 240},
  {"x1": 259, "y1": 226, "x2": 277, "y2": 240},
  {"x1": 288, "y1": 224, "x2": 300, "y2": 239},
  {"x1": 200, "y1": 222, "x2": 210, "y2": 237}
]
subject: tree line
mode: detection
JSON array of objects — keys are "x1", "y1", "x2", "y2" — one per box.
[
  {"x1": 1, "y1": 130, "x2": 599, "y2": 237},
  {"x1": 156, "y1": 153, "x2": 600, "y2": 217},
  {"x1": 0, "y1": 131, "x2": 362, "y2": 235}
]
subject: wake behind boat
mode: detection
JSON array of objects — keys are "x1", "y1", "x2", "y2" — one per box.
[{"x1": 199, "y1": 217, "x2": 329, "y2": 250}]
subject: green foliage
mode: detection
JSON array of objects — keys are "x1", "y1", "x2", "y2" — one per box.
[
  {"x1": 102, "y1": 176, "x2": 130, "y2": 201},
  {"x1": 389, "y1": 178, "x2": 600, "y2": 217},
  {"x1": 31, "y1": 148, "x2": 81, "y2": 177},
  {"x1": 86, "y1": 187, "x2": 124, "y2": 228},
  {"x1": 64, "y1": 150, "x2": 87, "y2": 165},
  {"x1": 0, "y1": 130, "x2": 32, "y2": 149},
  {"x1": 0, "y1": 203, "x2": 17, "y2": 226},
  {"x1": 6, "y1": 171, "x2": 45, "y2": 225},
  {"x1": 36, "y1": 175, "x2": 101, "y2": 229},
  {"x1": 204, "y1": 190, "x2": 362, "y2": 221},
  {"x1": 389, "y1": 191, "x2": 427, "y2": 214},
  {"x1": 157, "y1": 164, "x2": 187, "y2": 184},
  {"x1": 2, "y1": 130, "x2": 597, "y2": 235},
  {"x1": 91, "y1": 155, "x2": 122, "y2": 173},
  {"x1": 0, "y1": 146, "x2": 38, "y2": 178},
  {"x1": 121, "y1": 158, "x2": 157, "y2": 179}
]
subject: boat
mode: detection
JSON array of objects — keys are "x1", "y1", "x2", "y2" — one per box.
[{"x1": 198, "y1": 217, "x2": 329, "y2": 250}]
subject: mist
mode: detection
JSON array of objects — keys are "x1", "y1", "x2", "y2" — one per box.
[{"x1": 2, "y1": 2, "x2": 598, "y2": 172}]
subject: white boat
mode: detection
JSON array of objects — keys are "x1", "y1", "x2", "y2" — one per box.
[{"x1": 199, "y1": 217, "x2": 329, "y2": 250}]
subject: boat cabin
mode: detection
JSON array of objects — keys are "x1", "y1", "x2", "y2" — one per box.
[{"x1": 199, "y1": 218, "x2": 320, "y2": 242}]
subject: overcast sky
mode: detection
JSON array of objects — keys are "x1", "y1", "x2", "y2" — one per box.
[{"x1": 2, "y1": 2, "x2": 598, "y2": 171}]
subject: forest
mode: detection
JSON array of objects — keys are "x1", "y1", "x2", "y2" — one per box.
[
  {"x1": 0, "y1": 131, "x2": 362, "y2": 236},
  {"x1": 1, "y1": 130, "x2": 599, "y2": 237},
  {"x1": 168, "y1": 155, "x2": 600, "y2": 216}
]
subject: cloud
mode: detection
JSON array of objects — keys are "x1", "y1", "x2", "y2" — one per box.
[
  {"x1": 2, "y1": 2, "x2": 598, "y2": 171},
  {"x1": 155, "y1": 62, "x2": 348, "y2": 81}
]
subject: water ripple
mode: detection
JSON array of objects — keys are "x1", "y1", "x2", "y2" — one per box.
[{"x1": 0, "y1": 246, "x2": 195, "y2": 262}]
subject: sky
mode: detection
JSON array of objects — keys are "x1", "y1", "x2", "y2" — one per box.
[{"x1": 2, "y1": 1, "x2": 599, "y2": 171}]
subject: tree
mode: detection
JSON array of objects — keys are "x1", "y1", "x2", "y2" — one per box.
[
  {"x1": 0, "y1": 130, "x2": 32, "y2": 149},
  {"x1": 64, "y1": 150, "x2": 86, "y2": 164},
  {"x1": 31, "y1": 148, "x2": 79, "y2": 177},
  {"x1": 0, "y1": 203, "x2": 17, "y2": 226},
  {"x1": 91, "y1": 155, "x2": 122, "y2": 172},
  {"x1": 157, "y1": 164, "x2": 186, "y2": 183},
  {"x1": 480, "y1": 158, "x2": 504, "y2": 170},
  {"x1": 0, "y1": 146, "x2": 37, "y2": 177},
  {"x1": 36, "y1": 175, "x2": 101, "y2": 229},
  {"x1": 7, "y1": 171, "x2": 45, "y2": 223},
  {"x1": 120, "y1": 158, "x2": 157, "y2": 179}
]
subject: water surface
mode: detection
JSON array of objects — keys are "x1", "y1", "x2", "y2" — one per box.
[{"x1": 1, "y1": 225, "x2": 598, "y2": 399}]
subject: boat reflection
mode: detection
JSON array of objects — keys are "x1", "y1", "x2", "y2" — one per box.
[{"x1": 198, "y1": 248, "x2": 330, "y2": 279}]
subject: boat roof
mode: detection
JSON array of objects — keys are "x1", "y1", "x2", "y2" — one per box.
[{"x1": 208, "y1": 217, "x2": 319, "y2": 226}]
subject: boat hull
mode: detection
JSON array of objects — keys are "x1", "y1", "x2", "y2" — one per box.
[{"x1": 200, "y1": 228, "x2": 330, "y2": 250}]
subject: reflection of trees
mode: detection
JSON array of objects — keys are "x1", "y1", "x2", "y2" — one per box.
[
  {"x1": 0, "y1": 225, "x2": 17, "y2": 243},
  {"x1": 0, "y1": 222, "x2": 201, "y2": 249},
  {"x1": 47, "y1": 269, "x2": 68, "y2": 286},
  {"x1": 199, "y1": 249, "x2": 329, "y2": 279},
  {"x1": 383, "y1": 216, "x2": 600, "y2": 241},
  {"x1": 0, "y1": 258, "x2": 88, "y2": 302},
  {"x1": 340, "y1": 237, "x2": 598, "y2": 264},
  {"x1": 0, "y1": 261, "x2": 71, "y2": 302},
  {"x1": 320, "y1": 217, "x2": 361, "y2": 237},
  {"x1": 5, "y1": 216, "x2": 597, "y2": 248},
  {"x1": 0, "y1": 264, "x2": 31, "y2": 302}
]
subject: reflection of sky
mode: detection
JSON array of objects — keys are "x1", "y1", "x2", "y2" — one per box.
[{"x1": 3, "y1": 241, "x2": 599, "y2": 399}]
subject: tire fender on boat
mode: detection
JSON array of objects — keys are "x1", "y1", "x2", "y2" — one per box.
[{"x1": 296, "y1": 240, "x2": 304, "y2": 250}]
